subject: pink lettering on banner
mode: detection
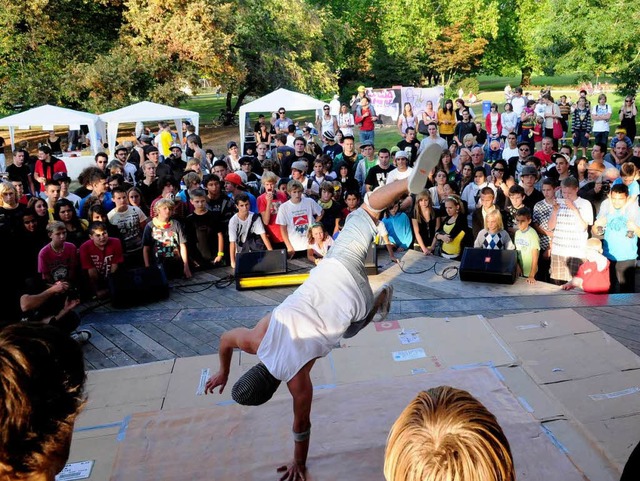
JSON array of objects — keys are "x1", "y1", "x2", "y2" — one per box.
[
  {"x1": 375, "y1": 320, "x2": 401, "y2": 332},
  {"x1": 366, "y1": 88, "x2": 401, "y2": 121}
]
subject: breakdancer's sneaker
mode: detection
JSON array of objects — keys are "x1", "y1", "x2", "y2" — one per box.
[
  {"x1": 342, "y1": 284, "x2": 394, "y2": 339},
  {"x1": 408, "y1": 143, "x2": 442, "y2": 194}
]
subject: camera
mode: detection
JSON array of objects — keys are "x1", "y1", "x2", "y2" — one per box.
[{"x1": 601, "y1": 181, "x2": 611, "y2": 194}]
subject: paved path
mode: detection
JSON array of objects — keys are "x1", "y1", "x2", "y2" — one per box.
[{"x1": 78, "y1": 251, "x2": 640, "y2": 370}]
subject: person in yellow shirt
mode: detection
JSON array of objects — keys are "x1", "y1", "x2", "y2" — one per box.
[
  {"x1": 438, "y1": 99, "x2": 456, "y2": 146},
  {"x1": 156, "y1": 121, "x2": 174, "y2": 159}
]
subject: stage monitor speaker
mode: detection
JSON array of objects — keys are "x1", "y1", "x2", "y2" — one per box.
[
  {"x1": 109, "y1": 265, "x2": 170, "y2": 308},
  {"x1": 235, "y1": 249, "x2": 288, "y2": 290},
  {"x1": 365, "y1": 244, "x2": 378, "y2": 276},
  {"x1": 459, "y1": 248, "x2": 517, "y2": 285}
]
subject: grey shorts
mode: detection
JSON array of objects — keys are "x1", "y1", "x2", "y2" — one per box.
[{"x1": 325, "y1": 208, "x2": 376, "y2": 309}]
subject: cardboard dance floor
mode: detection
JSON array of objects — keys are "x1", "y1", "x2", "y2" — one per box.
[{"x1": 66, "y1": 309, "x2": 640, "y2": 480}]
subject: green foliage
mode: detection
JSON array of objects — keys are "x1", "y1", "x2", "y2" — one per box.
[
  {"x1": 456, "y1": 78, "x2": 480, "y2": 95},
  {"x1": 614, "y1": 60, "x2": 640, "y2": 97}
]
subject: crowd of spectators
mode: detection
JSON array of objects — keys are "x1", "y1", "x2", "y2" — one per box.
[{"x1": 0, "y1": 90, "x2": 639, "y2": 342}]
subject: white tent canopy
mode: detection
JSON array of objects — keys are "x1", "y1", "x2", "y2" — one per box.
[
  {"x1": 99, "y1": 101, "x2": 199, "y2": 156},
  {"x1": 0, "y1": 104, "x2": 105, "y2": 155},
  {"x1": 238, "y1": 88, "x2": 325, "y2": 151}
]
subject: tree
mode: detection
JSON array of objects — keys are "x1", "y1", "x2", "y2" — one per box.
[
  {"x1": 427, "y1": 26, "x2": 488, "y2": 88},
  {"x1": 0, "y1": 0, "x2": 122, "y2": 112}
]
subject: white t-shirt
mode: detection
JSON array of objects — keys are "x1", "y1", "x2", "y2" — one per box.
[
  {"x1": 228, "y1": 213, "x2": 266, "y2": 244},
  {"x1": 257, "y1": 258, "x2": 368, "y2": 382},
  {"x1": 107, "y1": 206, "x2": 148, "y2": 252},
  {"x1": 550, "y1": 197, "x2": 593, "y2": 258},
  {"x1": 502, "y1": 146, "x2": 518, "y2": 161},
  {"x1": 386, "y1": 167, "x2": 412, "y2": 185},
  {"x1": 275, "y1": 197, "x2": 322, "y2": 251},
  {"x1": 511, "y1": 96, "x2": 526, "y2": 116},
  {"x1": 592, "y1": 104, "x2": 612, "y2": 133}
]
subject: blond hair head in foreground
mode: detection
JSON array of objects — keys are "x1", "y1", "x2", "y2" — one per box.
[{"x1": 384, "y1": 386, "x2": 515, "y2": 481}]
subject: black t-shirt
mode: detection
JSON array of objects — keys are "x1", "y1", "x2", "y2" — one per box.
[
  {"x1": 523, "y1": 189, "x2": 544, "y2": 211},
  {"x1": 281, "y1": 153, "x2": 315, "y2": 178},
  {"x1": 455, "y1": 122, "x2": 477, "y2": 143},
  {"x1": 185, "y1": 211, "x2": 221, "y2": 263},
  {"x1": 6, "y1": 164, "x2": 32, "y2": 193},
  {"x1": 365, "y1": 165, "x2": 396, "y2": 190},
  {"x1": 397, "y1": 139, "x2": 421, "y2": 166},
  {"x1": 206, "y1": 194, "x2": 236, "y2": 236},
  {"x1": 321, "y1": 201, "x2": 343, "y2": 235},
  {"x1": 322, "y1": 143, "x2": 343, "y2": 161}
]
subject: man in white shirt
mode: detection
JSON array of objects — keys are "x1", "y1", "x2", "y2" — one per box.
[{"x1": 204, "y1": 144, "x2": 441, "y2": 481}]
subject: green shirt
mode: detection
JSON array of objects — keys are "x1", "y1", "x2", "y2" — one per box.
[{"x1": 515, "y1": 227, "x2": 540, "y2": 277}]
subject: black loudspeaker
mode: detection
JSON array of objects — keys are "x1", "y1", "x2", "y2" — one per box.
[
  {"x1": 109, "y1": 266, "x2": 170, "y2": 308},
  {"x1": 365, "y1": 243, "x2": 378, "y2": 275},
  {"x1": 235, "y1": 249, "x2": 288, "y2": 278},
  {"x1": 459, "y1": 248, "x2": 517, "y2": 285}
]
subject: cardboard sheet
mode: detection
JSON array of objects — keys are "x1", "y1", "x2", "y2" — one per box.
[
  {"x1": 545, "y1": 370, "x2": 640, "y2": 424},
  {"x1": 77, "y1": 360, "x2": 174, "y2": 428},
  {"x1": 109, "y1": 367, "x2": 586, "y2": 481},
  {"x1": 487, "y1": 308, "x2": 600, "y2": 343},
  {"x1": 583, "y1": 414, "x2": 640, "y2": 469},
  {"x1": 66, "y1": 430, "x2": 119, "y2": 481},
  {"x1": 509, "y1": 331, "x2": 640, "y2": 384},
  {"x1": 543, "y1": 419, "x2": 620, "y2": 481}
]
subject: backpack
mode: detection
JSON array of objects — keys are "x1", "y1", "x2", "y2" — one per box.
[{"x1": 236, "y1": 213, "x2": 266, "y2": 254}]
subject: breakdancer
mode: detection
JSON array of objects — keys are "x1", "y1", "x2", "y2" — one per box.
[{"x1": 205, "y1": 144, "x2": 443, "y2": 480}]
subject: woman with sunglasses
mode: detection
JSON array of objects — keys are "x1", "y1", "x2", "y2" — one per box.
[
  {"x1": 490, "y1": 159, "x2": 514, "y2": 209},
  {"x1": 619, "y1": 96, "x2": 637, "y2": 143}
]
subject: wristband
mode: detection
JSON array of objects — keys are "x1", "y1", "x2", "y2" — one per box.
[
  {"x1": 217, "y1": 252, "x2": 225, "y2": 257},
  {"x1": 293, "y1": 427, "x2": 311, "y2": 442}
]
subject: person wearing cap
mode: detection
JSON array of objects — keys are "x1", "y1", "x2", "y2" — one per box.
[
  {"x1": 316, "y1": 104, "x2": 338, "y2": 140},
  {"x1": 53, "y1": 172, "x2": 82, "y2": 210},
  {"x1": 329, "y1": 94, "x2": 341, "y2": 117},
  {"x1": 356, "y1": 140, "x2": 380, "y2": 192},
  {"x1": 274, "y1": 108, "x2": 293, "y2": 135},
  {"x1": 385, "y1": 150, "x2": 413, "y2": 185},
  {"x1": 289, "y1": 160, "x2": 309, "y2": 187},
  {"x1": 224, "y1": 172, "x2": 257, "y2": 212},
  {"x1": 519, "y1": 165, "x2": 544, "y2": 210},
  {"x1": 204, "y1": 146, "x2": 441, "y2": 481},
  {"x1": 238, "y1": 156, "x2": 261, "y2": 194},
  {"x1": 548, "y1": 176, "x2": 594, "y2": 284},
  {"x1": 350, "y1": 85, "x2": 367, "y2": 111},
  {"x1": 561, "y1": 238, "x2": 610, "y2": 293},
  {"x1": 321, "y1": 130, "x2": 342, "y2": 160}
]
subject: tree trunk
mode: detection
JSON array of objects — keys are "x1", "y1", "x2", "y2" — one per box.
[
  {"x1": 231, "y1": 87, "x2": 252, "y2": 114},
  {"x1": 520, "y1": 66, "x2": 532, "y2": 87}
]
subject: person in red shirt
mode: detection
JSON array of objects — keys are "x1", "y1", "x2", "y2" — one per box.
[
  {"x1": 354, "y1": 96, "x2": 379, "y2": 145},
  {"x1": 33, "y1": 145, "x2": 67, "y2": 191},
  {"x1": 257, "y1": 171, "x2": 288, "y2": 246},
  {"x1": 533, "y1": 136, "x2": 555, "y2": 168},
  {"x1": 79, "y1": 221, "x2": 124, "y2": 299},
  {"x1": 561, "y1": 238, "x2": 610, "y2": 294}
]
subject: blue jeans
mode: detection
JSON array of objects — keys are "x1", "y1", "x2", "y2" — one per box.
[{"x1": 359, "y1": 129, "x2": 375, "y2": 145}]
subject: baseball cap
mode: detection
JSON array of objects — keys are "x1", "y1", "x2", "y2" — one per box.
[
  {"x1": 53, "y1": 172, "x2": 71, "y2": 182},
  {"x1": 114, "y1": 144, "x2": 128, "y2": 153},
  {"x1": 227, "y1": 141, "x2": 238, "y2": 150},
  {"x1": 224, "y1": 172, "x2": 243, "y2": 186},
  {"x1": 395, "y1": 151, "x2": 408, "y2": 159},
  {"x1": 170, "y1": 143, "x2": 182, "y2": 151},
  {"x1": 291, "y1": 160, "x2": 307, "y2": 173},
  {"x1": 357, "y1": 85, "x2": 366, "y2": 92}
]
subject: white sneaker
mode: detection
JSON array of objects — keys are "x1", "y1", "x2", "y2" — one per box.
[
  {"x1": 408, "y1": 144, "x2": 442, "y2": 194},
  {"x1": 71, "y1": 330, "x2": 92, "y2": 344}
]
